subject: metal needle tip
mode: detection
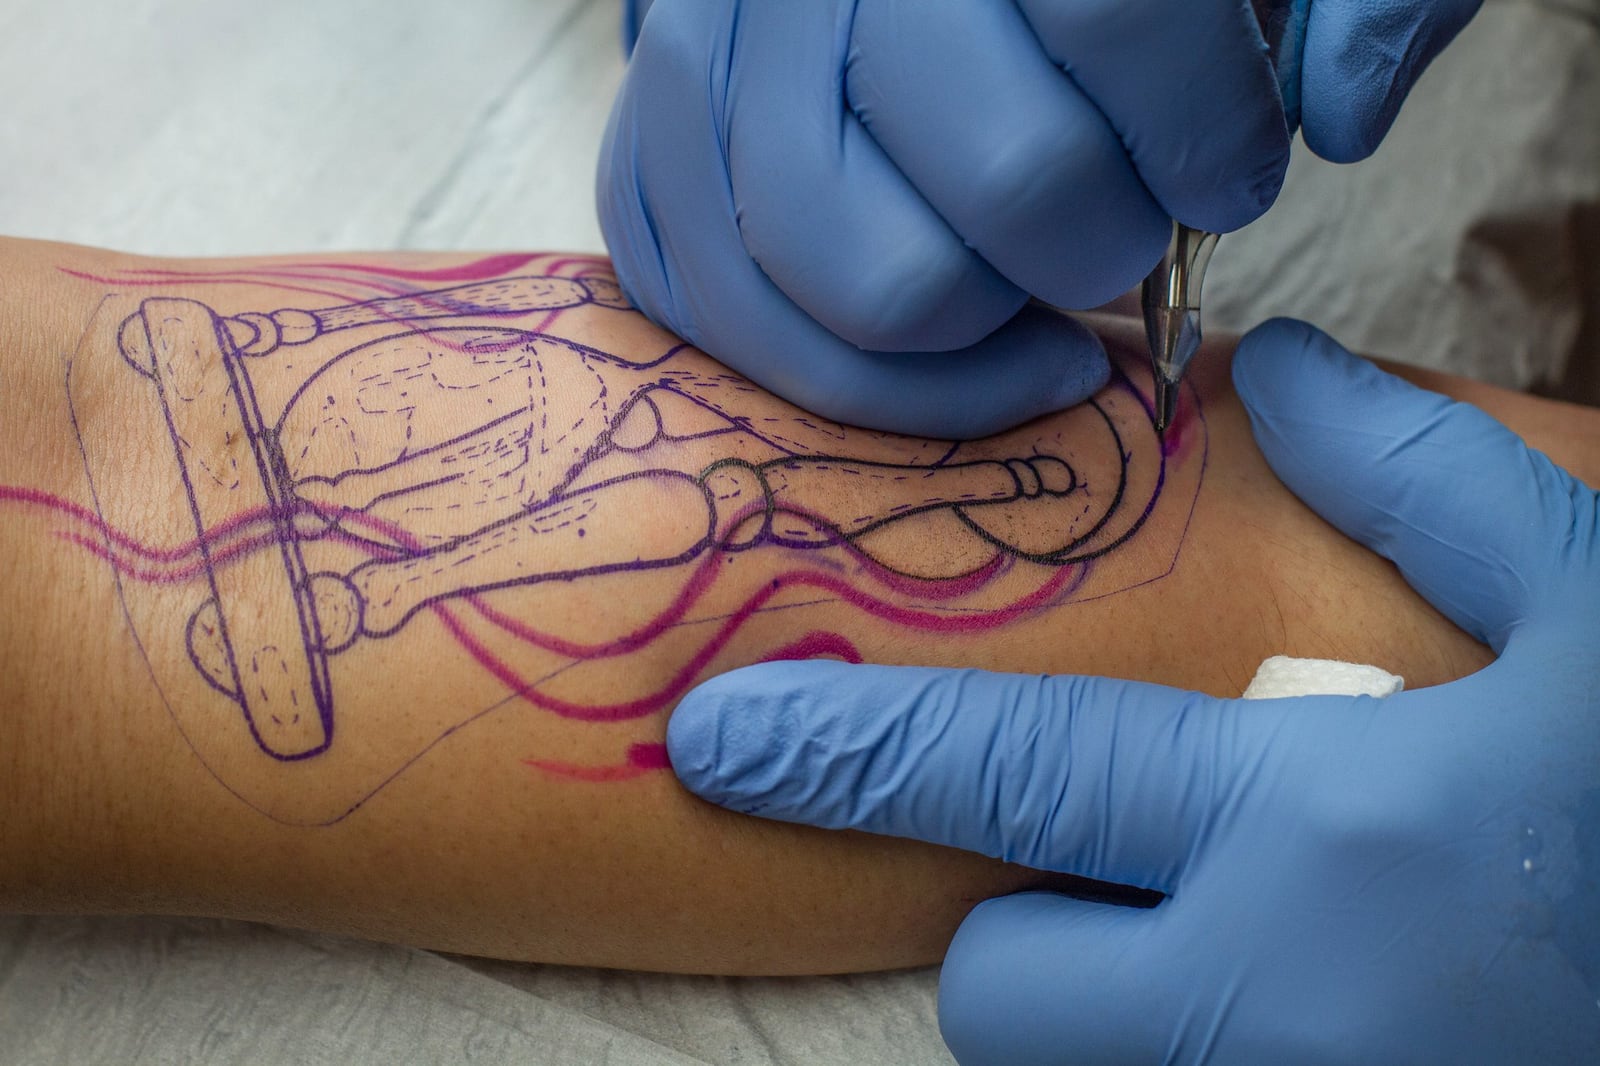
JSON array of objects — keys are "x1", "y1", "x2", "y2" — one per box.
[
  {"x1": 1154, "y1": 377, "x2": 1178, "y2": 434},
  {"x1": 1141, "y1": 223, "x2": 1218, "y2": 439}
]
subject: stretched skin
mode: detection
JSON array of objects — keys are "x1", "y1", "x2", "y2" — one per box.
[{"x1": 1, "y1": 239, "x2": 1593, "y2": 974}]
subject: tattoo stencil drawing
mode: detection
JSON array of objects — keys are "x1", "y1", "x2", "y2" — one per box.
[{"x1": 41, "y1": 256, "x2": 1203, "y2": 823}]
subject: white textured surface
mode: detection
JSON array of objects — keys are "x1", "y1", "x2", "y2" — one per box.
[
  {"x1": 0, "y1": 916, "x2": 952, "y2": 1066},
  {"x1": 0, "y1": 1, "x2": 1591, "y2": 1063},
  {"x1": 1242, "y1": 655, "x2": 1405, "y2": 700},
  {"x1": 0, "y1": 0, "x2": 623, "y2": 256}
]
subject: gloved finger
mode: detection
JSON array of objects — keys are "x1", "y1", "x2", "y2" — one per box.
[
  {"x1": 602, "y1": 35, "x2": 1109, "y2": 438},
  {"x1": 668, "y1": 660, "x2": 1291, "y2": 889},
  {"x1": 1233, "y1": 318, "x2": 1589, "y2": 648},
  {"x1": 938, "y1": 892, "x2": 1181, "y2": 1066},
  {"x1": 1300, "y1": 0, "x2": 1482, "y2": 162},
  {"x1": 728, "y1": 3, "x2": 1027, "y2": 352},
  {"x1": 621, "y1": 0, "x2": 654, "y2": 55},
  {"x1": 1013, "y1": 0, "x2": 1292, "y2": 233},
  {"x1": 844, "y1": 0, "x2": 1169, "y2": 310}
]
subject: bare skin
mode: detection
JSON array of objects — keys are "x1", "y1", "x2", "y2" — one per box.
[{"x1": 0, "y1": 238, "x2": 1594, "y2": 974}]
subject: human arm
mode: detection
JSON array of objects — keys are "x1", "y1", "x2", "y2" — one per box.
[
  {"x1": 0, "y1": 237, "x2": 1590, "y2": 976},
  {"x1": 599, "y1": 0, "x2": 1482, "y2": 438},
  {"x1": 669, "y1": 320, "x2": 1600, "y2": 1059}
]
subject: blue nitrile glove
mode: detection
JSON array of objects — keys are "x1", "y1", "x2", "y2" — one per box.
[
  {"x1": 621, "y1": 0, "x2": 654, "y2": 54},
  {"x1": 669, "y1": 320, "x2": 1599, "y2": 1064},
  {"x1": 600, "y1": 1, "x2": 1480, "y2": 438}
]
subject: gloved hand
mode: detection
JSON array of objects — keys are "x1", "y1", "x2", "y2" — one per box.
[
  {"x1": 601, "y1": 1, "x2": 1480, "y2": 439},
  {"x1": 621, "y1": 0, "x2": 655, "y2": 54},
  {"x1": 668, "y1": 320, "x2": 1599, "y2": 1064}
]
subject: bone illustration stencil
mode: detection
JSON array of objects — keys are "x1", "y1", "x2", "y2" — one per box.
[{"x1": 38, "y1": 256, "x2": 1204, "y2": 823}]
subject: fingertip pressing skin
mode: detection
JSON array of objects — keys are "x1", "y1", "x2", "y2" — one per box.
[
  {"x1": 669, "y1": 660, "x2": 888, "y2": 821},
  {"x1": 667, "y1": 663, "x2": 835, "y2": 815},
  {"x1": 664, "y1": 670, "x2": 741, "y2": 802}
]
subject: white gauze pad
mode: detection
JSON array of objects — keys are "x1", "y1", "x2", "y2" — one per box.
[{"x1": 1241, "y1": 655, "x2": 1404, "y2": 700}]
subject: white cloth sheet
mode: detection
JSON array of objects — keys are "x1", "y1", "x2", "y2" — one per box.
[{"x1": 0, "y1": 0, "x2": 1595, "y2": 1062}]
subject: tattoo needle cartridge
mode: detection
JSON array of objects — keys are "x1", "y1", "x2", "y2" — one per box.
[{"x1": 1142, "y1": 0, "x2": 1310, "y2": 433}]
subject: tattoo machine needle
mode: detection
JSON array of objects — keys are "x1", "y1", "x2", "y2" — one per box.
[{"x1": 1142, "y1": 0, "x2": 1310, "y2": 433}]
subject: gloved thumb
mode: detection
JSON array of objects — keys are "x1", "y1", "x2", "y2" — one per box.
[
  {"x1": 1300, "y1": 0, "x2": 1481, "y2": 162},
  {"x1": 938, "y1": 891, "x2": 1180, "y2": 1066},
  {"x1": 1233, "y1": 317, "x2": 1585, "y2": 650}
]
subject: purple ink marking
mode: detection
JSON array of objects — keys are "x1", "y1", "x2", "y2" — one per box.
[
  {"x1": 432, "y1": 560, "x2": 1080, "y2": 723},
  {"x1": 43, "y1": 266, "x2": 1199, "y2": 819}
]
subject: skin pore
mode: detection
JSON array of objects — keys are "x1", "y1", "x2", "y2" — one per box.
[{"x1": 1, "y1": 237, "x2": 1595, "y2": 975}]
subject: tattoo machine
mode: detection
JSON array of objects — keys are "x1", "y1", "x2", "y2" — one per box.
[{"x1": 1142, "y1": 0, "x2": 1311, "y2": 432}]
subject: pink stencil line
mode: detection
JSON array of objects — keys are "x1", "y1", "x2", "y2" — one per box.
[
  {"x1": 61, "y1": 520, "x2": 406, "y2": 585},
  {"x1": 79, "y1": 253, "x2": 543, "y2": 285},
  {"x1": 781, "y1": 505, "x2": 1011, "y2": 601},
  {"x1": 759, "y1": 560, "x2": 1077, "y2": 634},
  {"x1": 220, "y1": 267, "x2": 415, "y2": 298},
  {"x1": 63, "y1": 529, "x2": 279, "y2": 584},
  {"x1": 2, "y1": 485, "x2": 407, "y2": 577},
  {"x1": 432, "y1": 560, "x2": 1077, "y2": 724},
  {"x1": 523, "y1": 740, "x2": 672, "y2": 783},
  {"x1": 466, "y1": 537, "x2": 1008, "y2": 662},
  {"x1": 0, "y1": 487, "x2": 418, "y2": 590},
  {"x1": 541, "y1": 255, "x2": 613, "y2": 275},
  {"x1": 431, "y1": 577, "x2": 777, "y2": 722},
  {"x1": 464, "y1": 554, "x2": 728, "y2": 659},
  {"x1": 58, "y1": 267, "x2": 369, "y2": 305},
  {"x1": 61, "y1": 257, "x2": 580, "y2": 315},
  {"x1": 462, "y1": 498, "x2": 1012, "y2": 659},
  {"x1": 758, "y1": 631, "x2": 865, "y2": 665},
  {"x1": 0, "y1": 485, "x2": 285, "y2": 562},
  {"x1": 256, "y1": 253, "x2": 544, "y2": 283},
  {"x1": 521, "y1": 634, "x2": 858, "y2": 782}
]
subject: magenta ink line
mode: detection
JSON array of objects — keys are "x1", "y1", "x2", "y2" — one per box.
[
  {"x1": 263, "y1": 253, "x2": 547, "y2": 283},
  {"x1": 59, "y1": 521, "x2": 407, "y2": 584},
  {"x1": 521, "y1": 633, "x2": 860, "y2": 783},
  {"x1": 55, "y1": 265, "x2": 1196, "y2": 816},
  {"x1": 1, "y1": 486, "x2": 405, "y2": 575},
  {"x1": 72, "y1": 253, "x2": 545, "y2": 285},
  {"x1": 521, "y1": 755, "x2": 658, "y2": 783},
  {"x1": 522, "y1": 634, "x2": 857, "y2": 782},
  {"x1": 464, "y1": 539, "x2": 1008, "y2": 663},
  {"x1": 539, "y1": 255, "x2": 614, "y2": 275},
  {"x1": 0, "y1": 485, "x2": 285, "y2": 562},
  {"x1": 627, "y1": 742, "x2": 672, "y2": 770},
  {"x1": 523, "y1": 740, "x2": 672, "y2": 783},
  {"x1": 59, "y1": 267, "x2": 371, "y2": 306},
  {"x1": 464, "y1": 554, "x2": 730, "y2": 659},
  {"x1": 432, "y1": 561, "x2": 1080, "y2": 724},
  {"x1": 758, "y1": 631, "x2": 865, "y2": 664}
]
